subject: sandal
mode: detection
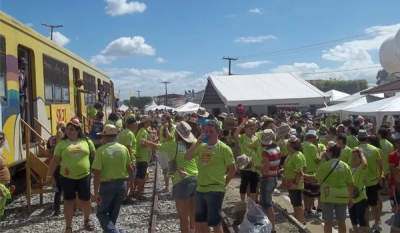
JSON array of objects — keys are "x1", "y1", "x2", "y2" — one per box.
[
  {"x1": 84, "y1": 219, "x2": 95, "y2": 231},
  {"x1": 65, "y1": 227, "x2": 72, "y2": 233}
]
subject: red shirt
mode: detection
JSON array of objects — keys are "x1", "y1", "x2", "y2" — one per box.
[
  {"x1": 388, "y1": 150, "x2": 400, "y2": 185},
  {"x1": 262, "y1": 148, "x2": 281, "y2": 178}
]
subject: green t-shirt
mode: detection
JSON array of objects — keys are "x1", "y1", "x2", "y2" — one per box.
[
  {"x1": 89, "y1": 108, "x2": 98, "y2": 120},
  {"x1": 54, "y1": 138, "x2": 95, "y2": 179},
  {"x1": 346, "y1": 135, "x2": 358, "y2": 149},
  {"x1": 238, "y1": 134, "x2": 257, "y2": 171},
  {"x1": 159, "y1": 125, "x2": 176, "y2": 143},
  {"x1": 314, "y1": 159, "x2": 353, "y2": 204},
  {"x1": 158, "y1": 140, "x2": 198, "y2": 185},
  {"x1": 283, "y1": 151, "x2": 306, "y2": 190},
  {"x1": 118, "y1": 129, "x2": 137, "y2": 163},
  {"x1": 380, "y1": 139, "x2": 394, "y2": 175},
  {"x1": 340, "y1": 146, "x2": 352, "y2": 166},
  {"x1": 359, "y1": 144, "x2": 381, "y2": 187},
  {"x1": 351, "y1": 165, "x2": 367, "y2": 204},
  {"x1": 302, "y1": 141, "x2": 319, "y2": 174},
  {"x1": 194, "y1": 141, "x2": 235, "y2": 193},
  {"x1": 250, "y1": 137, "x2": 264, "y2": 175},
  {"x1": 277, "y1": 139, "x2": 289, "y2": 157},
  {"x1": 92, "y1": 142, "x2": 132, "y2": 182},
  {"x1": 136, "y1": 128, "x2": 151, "y2": 162},
  {"x1": 105, "y1": 119, "x2": 123, "y2": 130}
]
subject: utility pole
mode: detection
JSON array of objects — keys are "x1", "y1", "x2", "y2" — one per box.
[
  {"x1": 162, "y1": 81, "x2": 170, "y2": 106},
  {"x1": 223, "y1": 57, "x2": 238, "y2": 76},
  {"x1": 137, "y1": 90, "x2": 142, "y2": 97},
  {"x1": 41, "y1": 23, "x2": 63, "y2": 40}
]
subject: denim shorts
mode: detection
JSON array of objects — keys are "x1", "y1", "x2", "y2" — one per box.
[
  {"x1": 172, "y1": 177, "x2": 197, "y2": 200},
  {"x1": 195, "y1": 191, "x2": 225, "y2": 226},
  {"x1": 322, "y1": 202, "x2": 348, "y2": 221},
  {"x1": 136, "y1": 162, "x2": 148, "y2": 180},
  {"x1": 260, "y1": 177, "x2": 277, "y2": 209}
]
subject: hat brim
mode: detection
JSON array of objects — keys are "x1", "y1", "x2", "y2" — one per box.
[
  {"x1": 197, "y1": 112, "x2": 209, "y2": 118},
  {"x1": 177, "y1": 130, "x2": 195, "y2": 143},
  {"x1": 261, "y1": 139, "x2": 274, "y2": 146},
  {"x1": 97, "y1": 132, "x2": 119, "y2": 135}
]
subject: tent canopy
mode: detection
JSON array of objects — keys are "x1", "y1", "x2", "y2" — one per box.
[
  {"x1": 148, "y1": 105, "x2": 176, "y2": 111},
  {"x1": 342, "y1": 94, "x2": 400, "y2": 127},
  {"x1": 207, "y1": 73, "x2": 329, "y2": 107},
  {"x1": 333, "y1": 87, "x2": 384, "y2": 103},
  {"x1": 175, "y1": 102, "x2": 199, "y2": 113},
  {"x1": 324, "y1": 89, "x2": 349, "y2": 101}
]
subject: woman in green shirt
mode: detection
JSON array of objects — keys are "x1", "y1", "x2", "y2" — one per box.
[
  {"x1": 146, "y1": 121, "x2": 198, "y2": 233},
  {"x1": 158, "y1": 113, "x2": 175, "y2": 193}
]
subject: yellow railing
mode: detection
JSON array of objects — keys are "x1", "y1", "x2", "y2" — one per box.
[{"x1": 33, "y1": 117, "x2": 52, "y2": 136}]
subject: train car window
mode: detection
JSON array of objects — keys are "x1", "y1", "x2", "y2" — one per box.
[
  {"x1": 0, "y1": 35, "x2": 7, "y2": 102},
  {"x1": 83, "y1": 71, "x2": 96, "y2": 106},
  {"x1": 103, "y1": 81, "x2": 110, "y2": 105},
  {"x1": 43, "y1": 54, "x2": 69, "y2": 104}
]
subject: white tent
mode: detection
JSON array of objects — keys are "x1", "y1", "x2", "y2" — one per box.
[
  {"x1": 118, "y1": 104, "x2": 129, "y2": 111},
  {"x1": 148, "y1": 105, "x2": 176, "y2": 111},
  {"x1": 342, "y1": 94, "x2": 400, "y2": 127},
  {"x1": 332, "y1": 87, "x2": 384, "y2": 104},
  {"x1": 324, "y1": 89, "x2": 349, "y2": 102},
  {"x1": 204, "y1": 73, "x2": 329, "y2": 107},
  {"x1": 175, "y1": 102, "x2": 199, "y2": 113},
  {"x1": 144, "y1": 102, "x2": 158, "y2": 113},
  {"x1": 316, "y1": 95, "x2": 382, "y2": 120}
]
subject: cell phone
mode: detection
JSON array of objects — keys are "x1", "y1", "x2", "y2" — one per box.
[{"x1": 202, "y1": 135, "x2": 209, "y2": 143}]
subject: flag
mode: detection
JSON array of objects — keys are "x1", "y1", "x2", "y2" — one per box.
[{"x1": 130, "y1": 90, "x2": 133, "y2": 97}]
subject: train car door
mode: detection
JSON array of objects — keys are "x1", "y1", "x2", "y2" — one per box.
[{"x1": 18, "y1": 47, "x2": 34, "y2": 143}]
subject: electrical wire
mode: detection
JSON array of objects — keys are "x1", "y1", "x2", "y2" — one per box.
[{"x1": 298, "y1": 66, "x2": 382, "y2": 75}]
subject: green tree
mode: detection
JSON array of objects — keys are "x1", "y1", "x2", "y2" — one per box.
[
  {"x1": 311, "y1": 79, "x2": 368, "y2": 94},
  {"x1": 376, "y1": 69, "x2": 397, "y2": 85},
  {"x1": 123, "y1": 99, "x2": 130, "y2": 105},
  {"x1": 129, "y1": 96, "x2": 153, "y2": 109}
]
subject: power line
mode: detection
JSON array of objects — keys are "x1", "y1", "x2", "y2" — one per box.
[
  {"x1": 137, "y1": 90, "x2": 142, "y2": 97},
  {"x1": 222, "y1": 57, "x2": 238, "y2": 75},
  {"x1": 298, "y1": 65, "x2": 382, "y2": 76}
]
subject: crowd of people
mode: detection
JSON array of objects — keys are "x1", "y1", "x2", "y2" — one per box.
[{"x1": 2, "y1": 101, "x2": 400, "y2": 233}]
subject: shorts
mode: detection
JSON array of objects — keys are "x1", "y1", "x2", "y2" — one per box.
[
  {"x1": 136, "y1": 162, "x2": 148, "y2": 180},
  {"x1": 240, "y1": 170, "x2": 259, "y2": 194},
  {"x1": 158, "y1": 152, "x2": 170, "y2": 170},
  {"x1": 260, "y1": 177, "x2": 277, "y2": 209},
  {"x1": 321, "y1": 202, "x2": 347, "y2": 221},
  {"x1": 303, "y1": 181, "x2": 320, "y2": 198},
  {"x1": 172, "y1": 177, "x2": 197, "y2": 200},
  {"x1": 288, "y1": 189, "x2": 303, "y2": 207},
  {"x1": 61, "y1": 175, "x2": 91, "y2": 201},
  {"x1": 366, "y1": 184, "x2": 379, "y2": 206},
  {"x1": 349, "y1": 199, "x2": 368, "y2": 227},
  {"x1": 195, "y1": 191, "x2": 225, "y2": 227}
]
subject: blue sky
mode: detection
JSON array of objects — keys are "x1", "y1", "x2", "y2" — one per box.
[{"x1": 1, "y1": 0, "x2": 400, "y2": 100}]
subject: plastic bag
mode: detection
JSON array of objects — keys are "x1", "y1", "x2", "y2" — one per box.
[{"x1": 238, "y1": 198, "x2": 272, "y2": 233}]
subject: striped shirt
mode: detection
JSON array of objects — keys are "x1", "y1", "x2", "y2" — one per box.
[{"x1": 262, "y1": 147, "x2": 281, "y2": 178}]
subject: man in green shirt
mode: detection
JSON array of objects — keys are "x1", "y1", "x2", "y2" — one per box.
[{"x1": 93, "y1": 124, "x2": 133, "y2": 233}]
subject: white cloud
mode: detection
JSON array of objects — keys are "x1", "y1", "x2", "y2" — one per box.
[
  {"x1": 90, "y1": 36, "x2": 155, "y2": 65},
  {"x1": 26, "y1": 23, "x2": 33, "y2": 27},
  {"x1": 268, "y1": 23, "x2": 400, "y2": 83},
  {"x1": 237, "y1": 60, "x2": 271, "y2": 69},
  {"x1": 105, "y1": 0, "x2": 146, "y2": 16},
  {"x1": 249, "y1": 8, "x2": 263, "y2": 14},
  {"x1": 155, "y1": 57, "x2": 165, "y2": 63},
  {"x1": 48, "y1": 31, "x2": 70, "y2": 47},
  {"x1": 235, "y1": 35, "x2": 276, "y2": 43},
  {"x1": 107, "y1": 67, "x2": 228, "y2": 100},
  {"x1": 225, "y1": 14, "x2": 236, "y2": 18}
]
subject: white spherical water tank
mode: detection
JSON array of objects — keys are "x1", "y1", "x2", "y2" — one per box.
[
  {"x1": 394, "y1": 28, "x2": 400, "y2": 60},
  {"x1": 379, "y1": 36, "x2": 400, "y2": 75}
]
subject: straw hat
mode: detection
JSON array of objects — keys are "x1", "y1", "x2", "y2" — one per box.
[
  {"x1": 218, "y1": 112, "x2": 227, "y2": 119},
  {"x1": 175, "y1": 121, "x2": 195, "y2": 143},
  {"x1": 139, "y1": 115, "x2": 151, "y2": 124},
  {"x1": 319, "y1": 125, "x2": 328, "y2": 135},
  {"x1": 196, "y1": 107, "x2": 209, "y2": 118},
  {"x1": 277, "y1": 123, "x2": 291, "y2": 138},
  {"x1": 327, "y1": 141, "x2": 336, "y2": 148},
  {"x1": 97, "y1": 124, "x2": 120, "y2": 135},
  {"x1": 236, "y1": 154, "x2": 251, "y2": 169},
  {"x1": 261, "y1": 129, "x2": 276, "y2": 145}
]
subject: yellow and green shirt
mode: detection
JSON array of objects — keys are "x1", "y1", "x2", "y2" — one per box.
[
  {"x1": 136, "y1": 128, "x2": 152, "y2": 162},
  {"x1": 351, "y1": 165, "x2": 367, "y2": 204},
  {"x1": 238, "y1": 134, "x2": 257, "y2": 172},
  {"x1": 315, "y1": 159, "x2": 353, "y2": 204},
  {"x1": 284, "y1": 151, "x2": 306, "y2": 190},
  {"x1": 302, "y1": 141, "x2": 319, "y2": 174},
  {"x1": 346, "y1": 135, "x2": 358, "y2": 149},
  {"x1": 157, "y1": 140, "x2": 198, "y2": 185},
  {"x1": 194, "y1": 141, "x2": 235, "y2": 193},
  {"x1": 92, "y1": 142, "x2": 132, "y2": 182},
  {"x1": 359, "y1": 143, "x2": 381, "y2": 187},
  {"x1": 159, "y1": 125, "x2": 176, "y2": 143},
  {"x1": 380, "y1": 139, "x2": 394, "y2": 175},
  {"x1": 340, "y1": 146, "x2": 352, "y2": 166},
  {"x1": 118, "y1": 129, "x2": 137, "y2": 163},
  {"x1": 54, "y1": 138, "x2": 95, "y2": 179}
]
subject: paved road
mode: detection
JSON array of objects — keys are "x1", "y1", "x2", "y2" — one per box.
[{"x1": 273, "y1": 190, "x2": 395, "y2": 232}]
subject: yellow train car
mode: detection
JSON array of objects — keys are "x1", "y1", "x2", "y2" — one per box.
[{"x1": 0, "y1": 11, "x2": 115, "y2": 170}]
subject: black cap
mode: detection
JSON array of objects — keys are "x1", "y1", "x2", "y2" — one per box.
[
  {"x1": 19, "y1": 57, "x2": 28, "y2": 64},
  {"x1": 126, "y1": 118, "x2": 137, "y2": 125}
]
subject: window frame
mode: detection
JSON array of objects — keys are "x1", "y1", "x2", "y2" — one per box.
[
  {"x1": 43, "y1": 54, "x2": 69, "y2": 105},
  {"x1": 0, "y1": 35, "x2": 8, "y2": 103}
]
